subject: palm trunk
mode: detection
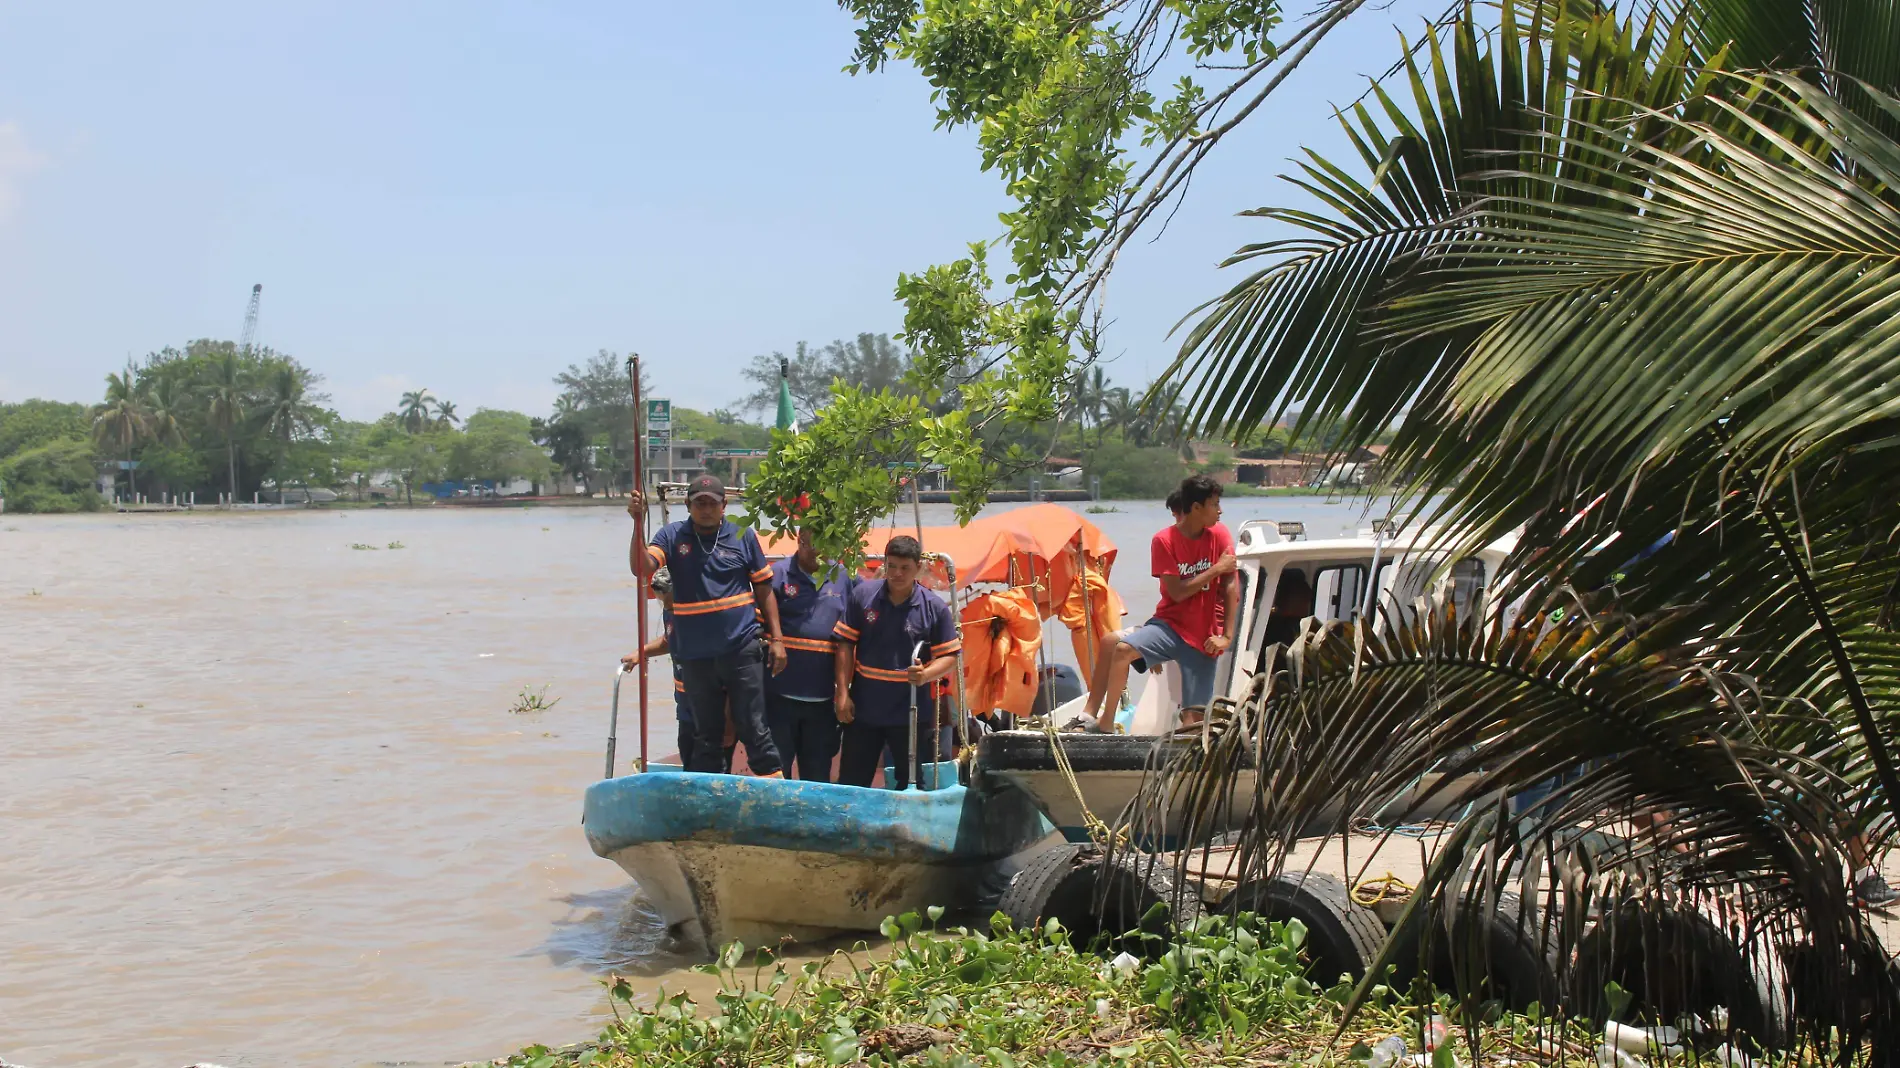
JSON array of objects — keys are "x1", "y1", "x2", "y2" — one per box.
[{"x1": 226, "y1": 432, "x2": 238, "y2": 507}]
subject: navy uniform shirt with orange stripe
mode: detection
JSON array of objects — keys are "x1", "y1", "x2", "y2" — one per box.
[
  {"x1": 648, "y1": 520, "x2": 772, "y2": 660},
  {"x1": 766, "y1": 556, "x2": 851, "y2": 701},
  {"x1": 833, "y1": 578, "x2": 961, "y2": 726}
]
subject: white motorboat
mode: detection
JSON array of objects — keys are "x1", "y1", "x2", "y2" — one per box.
[{"x1": 977, "y1": 519, "x2": 1520, "y2": 847}]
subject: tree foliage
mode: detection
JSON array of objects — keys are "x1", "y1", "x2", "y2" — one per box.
[
  {"x1": 755, "y1": 0, "x2": 1372, "y2": 558},
  {"x1": 451, "y1": 409, "x2": 555, "y2": 486},
  {"x1": 1114, "y1": 0, "x2": 1900, "y2": 1044},
  {"x1": 0, "y1": 438, "x2": 102, "y2": 513},
  {"x1": 735, "y1": 333, "x2": 916, "y2": 424}
]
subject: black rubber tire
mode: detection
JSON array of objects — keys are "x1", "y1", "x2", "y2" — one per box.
[
  {"x1": 1569, "y1": 900, "x2": 1789, "y2": 1049},
  {"x1": 978, "y1": 730, "x2": 1257, "y2": 772},
  {"x1": 1783, "y1": 935, "x2": 1900, "y2": 1056},
  {"x1": 1000, "y1": 845, "x2": 1202, "y2": 954},
  {"x1": 1427, "y1": 891, "x2": 1563, "y2": 1013},
  {"x1": 1221, "y1": 871, "x2": 1386, "y2": 987}
]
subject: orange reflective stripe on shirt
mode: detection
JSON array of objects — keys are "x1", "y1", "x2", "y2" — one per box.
[
  {"x1": 749, "y1": 566, "x2": 773, "y2": 583},
  {"x1": 780, "y1": 636, "x2": 833, "y2": 654},
  {"x1": 930, "y1": 639, "x2": 962, "y2": 656},
  {"x1": 856, "y1": 663, "x2": 911, "y2": 683},
  {"x1": 646, "y1": 545, "x2": 666, "y2": 566},
  {"x1": 832, "y1": 621, "x2": 861, "y2": 641},
  {"x1": 673, "y1": 592, "x2": 756, "y2": 616}
]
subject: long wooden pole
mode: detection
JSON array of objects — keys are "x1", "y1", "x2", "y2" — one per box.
[{"x1": 627, "y1": 354, "x2": 650, "y2": 773}]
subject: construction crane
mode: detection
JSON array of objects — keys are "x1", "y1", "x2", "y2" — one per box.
[{"x1": 237, "y1": 283, "x2": 262, "y2": 356}]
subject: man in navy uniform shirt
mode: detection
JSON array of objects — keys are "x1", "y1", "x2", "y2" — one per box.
[
  {"x1": 832, "y1": 535, "x2": 960, "y2": 789},
  {"x1": 629, "y1": 474, "x2": 786, "y2": 777},
  {"x1": 765, "y1": 529, "x2": 852, "y2": 780}
]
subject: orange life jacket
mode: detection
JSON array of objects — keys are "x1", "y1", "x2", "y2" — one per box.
[
  {"x1": 1057, "y1": 555, "x2": 1124, "y2": 672},
  {"x1": 960, "y1": 587, "x2": 1044, "y2": 718}
]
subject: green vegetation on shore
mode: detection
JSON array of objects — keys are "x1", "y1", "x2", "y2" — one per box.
[
  {"x1": 3, "y1": 335, "x2": 1362, "y2": 513},
  {"x1": 496, "y1": 911, "x2": 1607, "y2": 1068}
]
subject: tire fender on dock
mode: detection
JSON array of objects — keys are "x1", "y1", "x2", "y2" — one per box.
[
  {"x1": 1427, "y1": 890, "x2": 1564, "y2": 1012},
  {"x1": 1220, "y1": 871, "x2": 1386, "y2": 987},
  {"x1": 1000, "y1": 845, "x2": 1202, "y2": 951},
  {"x1": 1569, "y1": 899, "x2": 1789, "y2": 1050}
]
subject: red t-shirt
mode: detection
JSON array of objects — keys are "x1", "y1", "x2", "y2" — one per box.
[{"x1": 1151, "y1": 522, "x2": 1234, "y2": 649}]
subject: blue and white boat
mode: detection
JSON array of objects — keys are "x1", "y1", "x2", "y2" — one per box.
[{"x1": 583, "y1": 763, "x2": 1052, "y2": 957}]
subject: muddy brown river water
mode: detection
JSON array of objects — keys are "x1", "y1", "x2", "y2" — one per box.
[{"x1": 0, "y1": 497, "x2": 1379, "y2": 1067}]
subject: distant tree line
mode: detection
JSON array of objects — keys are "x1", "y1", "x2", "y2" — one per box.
[
  {"x1": 0, "y1": 342, "x2": 561, "y2": 511},
  {"x1": 0, "y1": 344, "x2": 784, "y2": 513},
  {"x1": 0, "y1": 334, "x2": 1362, "y2": 513},
  {"x1": 735, "y1": 334, "x2": 1380, "y2": 499}
]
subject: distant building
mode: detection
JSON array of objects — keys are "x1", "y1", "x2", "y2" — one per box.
[
  {"x1": 646, "y1": 439, "x2": 708, "y2": 488},
  {"x1": 1234, "y1": 458, "x2": 1310, "y2": 487}
]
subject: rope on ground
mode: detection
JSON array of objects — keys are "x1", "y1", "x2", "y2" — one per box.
[{"x1": 1351, "y1": 873, "x2": 1415, "y2": 907}]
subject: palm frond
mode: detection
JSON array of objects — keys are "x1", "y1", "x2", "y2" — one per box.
[
  {"x1": 1163, "y1": 0, "x2": 1707, "y2": 452},
  {"x1": 1134, "y1": 594, "x2": 1893, "y2": 1047}
]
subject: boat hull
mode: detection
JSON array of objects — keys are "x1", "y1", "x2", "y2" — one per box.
[
  {"x1": 583, "y1": 766, "x2": 1051, "y2": 957},
  {"x1": 601, "y1": 839, "x2": 1003, "y2": 956},
  {"x1": 976, "y1": 732, "x2": 1484, "y2": 848},
  {"x1": 992, "y1": 767, "x2": 1483, "y2": 845}
]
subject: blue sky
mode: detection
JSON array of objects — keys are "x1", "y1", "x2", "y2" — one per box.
[{"x1": 0, "y1": 2, "x2": 1437, "y2": 422}]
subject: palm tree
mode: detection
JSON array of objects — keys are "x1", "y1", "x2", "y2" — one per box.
[
  {"x1": 92, "y1": 363, "x2": 149, "y2": 501},
  {"x1": 143, "y1": 376, "x2": 190, "y2": 448},
  {"x1": 432, "y1": 399, "x2": 460, "y2": 431},
  {"x1": 204, "y1": 352, "x2": 248, "y2": 504},
  {"x1": 1070, "y1": 366, "x2": 1108, "y2": 447},
  {"x1": 255, "y1": 365, "x2": 324, "y2": 500},
  {"x1": 399, "y1": 389, "x2": 436, "y2": 434},
  {"x1": 1144, "y1": 0, "x2": 1900, "y2": 1043},
  {"x1": 1101, "y1": 386, "x2": 1137, "y2": 441}
]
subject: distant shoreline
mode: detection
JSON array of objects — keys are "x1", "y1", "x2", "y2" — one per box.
[{"x1": 2, "y1": 485, "x2": 1347, "y2": 518}]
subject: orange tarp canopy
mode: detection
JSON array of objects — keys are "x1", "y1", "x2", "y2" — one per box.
[{"x1": 760, "y1": 503, "x2": 1117, "y2": 593}]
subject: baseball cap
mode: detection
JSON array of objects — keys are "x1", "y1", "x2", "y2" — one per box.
[{"x1": 687, "y1": 474, "x2": 726, "y2": 503}]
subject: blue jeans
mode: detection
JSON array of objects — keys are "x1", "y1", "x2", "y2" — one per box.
[
  {"x1": 679, "y1": 644, "x2": 782, "y2": 776},
  {"x1": 767, "y1": 694, "x2": 840, "y2": 782},
  {"x1": 1122, "y1": 618, "x2": 1217, "y2": 708}
]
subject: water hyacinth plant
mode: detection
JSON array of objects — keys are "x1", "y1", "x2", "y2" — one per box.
[{"x1": 499, "y1": 909, "x2": 1609, "y2": 1067}]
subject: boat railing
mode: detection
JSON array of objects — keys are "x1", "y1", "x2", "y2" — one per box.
[{"x1": 605, "y1": 664, "x2": 630, "y2": 779}]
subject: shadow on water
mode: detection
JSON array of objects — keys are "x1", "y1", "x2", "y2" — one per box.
[{"x1": 532, "y1": 884, "x2": 697, "y2": 976}]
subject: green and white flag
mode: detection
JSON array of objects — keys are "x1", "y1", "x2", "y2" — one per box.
[{"x1": 775, "y1": 357, "x2": 797, "y2": 434}]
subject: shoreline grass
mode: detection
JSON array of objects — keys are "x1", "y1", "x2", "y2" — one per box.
[{"x1": 480, "y1": 910, "x2": 1642, "y2": 1068}]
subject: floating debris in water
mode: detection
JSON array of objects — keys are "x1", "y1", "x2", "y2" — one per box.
[
  {"x1": 509, "y1": 685, "x2": 561, "y2": 714},
  {"x1": 387, "y1": 540, "x2": 405, "y2": 549},
  {"x1": 349, "y1": 542, "x2": 379, "y2": 551}
]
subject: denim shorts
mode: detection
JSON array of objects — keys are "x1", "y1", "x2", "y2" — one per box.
[{"x1": 1123, "y1": 618, "x2": 1217, "y2": 709}]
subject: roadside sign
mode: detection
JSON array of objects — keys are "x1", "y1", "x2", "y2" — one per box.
[
  {"x1": 645, "y1": 399, "x2": 671, "y2": 429},
  {"x1": 706, "y1": 448, "x2": 769, "y2": 458}
]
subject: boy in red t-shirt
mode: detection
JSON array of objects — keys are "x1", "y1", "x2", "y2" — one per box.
[{"x1": 1085, "y1": 475, "x2": 1238, "y2": 729}]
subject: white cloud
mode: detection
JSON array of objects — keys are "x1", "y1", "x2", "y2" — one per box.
[{"x1": 0, "y1": 122, "x2": 49, "y2": 223}]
